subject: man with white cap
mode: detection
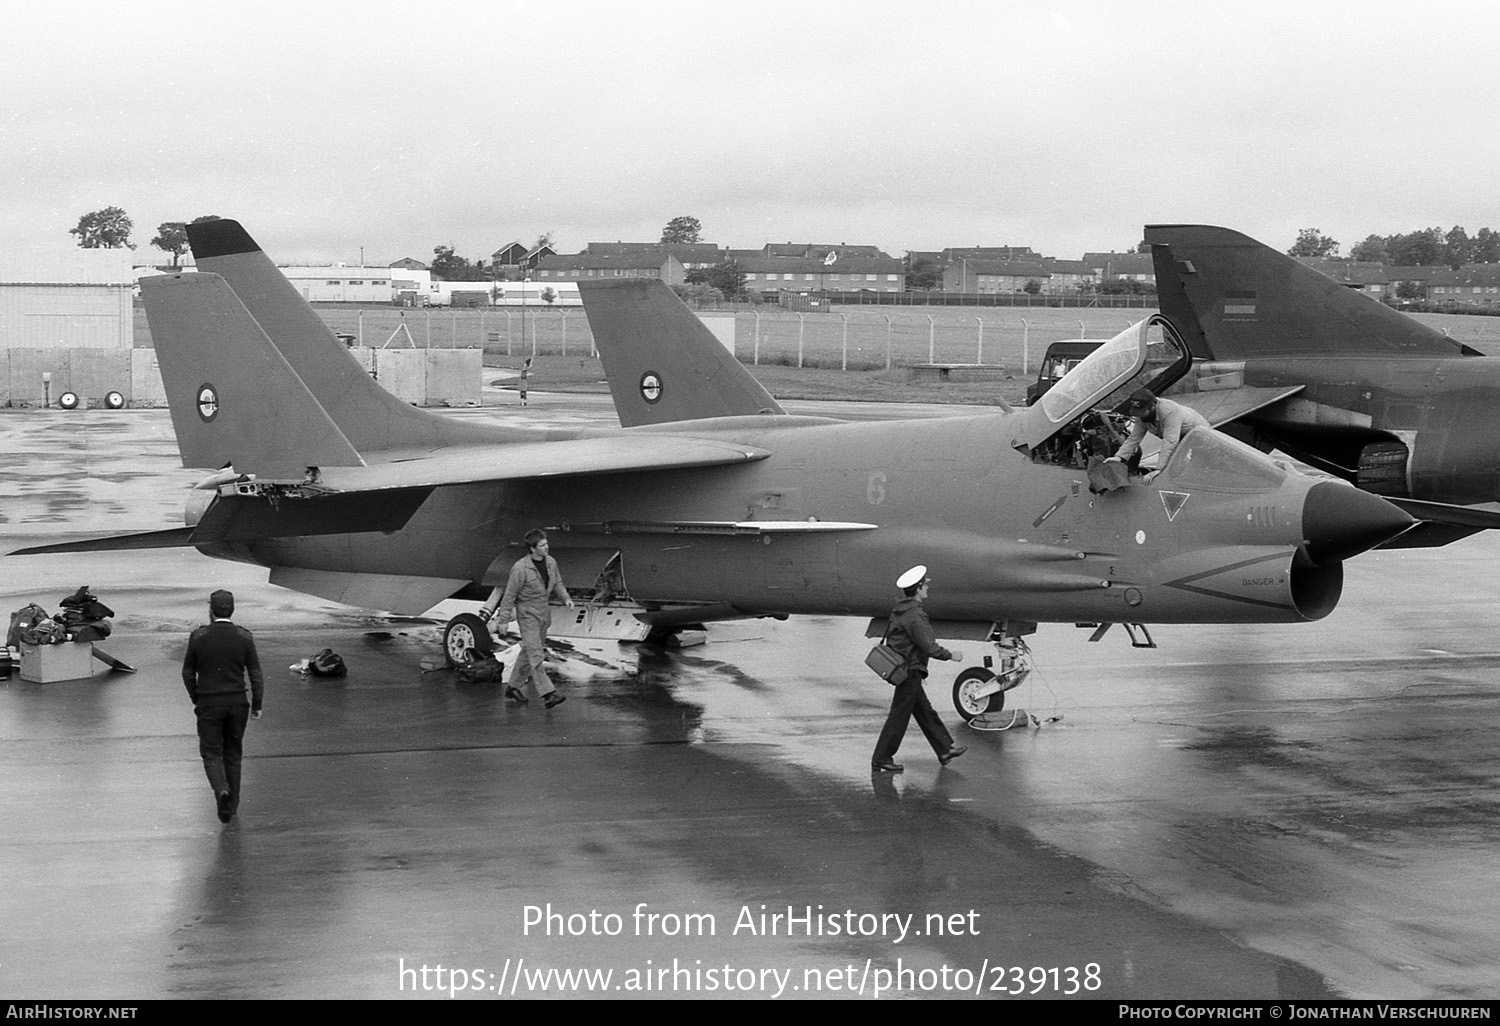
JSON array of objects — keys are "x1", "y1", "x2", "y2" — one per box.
[{"x1": 871, "y1": 564, "x2": 967, "y2": 773}]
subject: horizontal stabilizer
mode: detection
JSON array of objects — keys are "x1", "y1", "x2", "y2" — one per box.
[
  {"x1": 1383, "y1": 497, "x2": 1500, "y2": 530},
  {"x1": 316, "y1": 434, "x2": 770, "y2": 492},
  {"x1": 191, "y1": 488, "x2": 431, "y2": 541},
  {"x1": 1372, "y1": 497, "x2": 1500, "y2": 549},
  {"x1": 8, "y1": 490, "x2": 430, "y2": 557},
  {"x1": 580, "y1": 278, "x2": 785, "y2": 427},
  {"x1": 141, "y1": 272, "x2": 364, "y2": 477},
  {"x1": 11, "y1": 528, "x2": 198, "y2": 556},
  {"x1": 1170, "y1": 385, "x2": 1303, "y2": 427},
  {"x1": 1146, "y1": 224, "x2": 1474, "y2": 360},
  {"x1": 1377, "y1": 523, "x2": 1484, "y2": 549}
]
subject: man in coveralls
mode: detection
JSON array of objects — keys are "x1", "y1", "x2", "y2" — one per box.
[
  {"x1": 182, "y1": 589, "x2": 264, "y2": 823},
  {"x1": 481, "y1": 529, "x2": 574, "y2": 709},
  {"x1": 1107, "y1": 388, "x2": 1211, "y2": 479},
  {"x1": 872, "y1": 565, "x2": 967, "y2": 773}
]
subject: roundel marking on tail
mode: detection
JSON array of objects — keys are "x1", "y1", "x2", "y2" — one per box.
[
  {"x1": 196, "y1": 384, "x2": 220, "y2": 422},
  {"x1": 640, "y1": 371, "x2": 663, "y2": 405}
]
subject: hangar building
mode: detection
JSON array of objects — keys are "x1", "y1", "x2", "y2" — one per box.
[{"x1": 0, "y1": 249, "x2": 134, "y2": 349}]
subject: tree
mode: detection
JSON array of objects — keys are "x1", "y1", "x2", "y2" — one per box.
[
  {"x1": 70, "y1": 206, "x2": 135, "y2": 249},
  {"x1": 661, "y1": 216, "x2": 702, "y2": 244},
  {"x1": 1349, "y1": 235, "x2": 1388, "y2": 262},
  {"x1": 540, "y1": 287, "x2": 557, "y2": 305},
  {"x1": 430, "y1": 244, "x2": 487, "y2": 281},
  {"x1": 1022, "y1": 279, "x2": 1043, "y2": 295},
  {"x1": 149, "y1": 215, "x2": 225, "y2": 268},
  {"x1": 905, "y1": 256, "x2": 941, "y2": 290},
  {"x1": 534, "y1": 232, "x2": 554, "y2": 251},
  {"x1": 1134, "y1": 240, "x2": 1152, "y2": 254},
  {"x1": 685, "y1": 259, "x2": 745, "y2": 299},
  {"x1": 1287, "y1": 227, "x2": 1339, "y2": 259},
  {"x1": 1473, "y1": 228, "x2": 1500, "y2": 264},
  {"x1": 671, "y1": 282, "x2": 723, "y2": 306},
  {"x1": 1444, "y1": 225, "x2": 1473, "y2": 269},
  {"x1": 151, "y1": 222, "x2": 189, "y2": 267},
  {"x1": 1387, "y1": 228, "x2": 1444, "y2": 266}
]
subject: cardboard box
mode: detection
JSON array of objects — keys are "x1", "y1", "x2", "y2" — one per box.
[{"x1": 19, "y1": 641, "x2": 95, "y2": 683}]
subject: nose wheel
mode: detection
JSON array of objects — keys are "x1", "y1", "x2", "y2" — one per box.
[
  {"x1": 954, "y1": 667, "x2": 1005, "y2": 721},
  {"x1": 952, "y1": 631, "x2": 1033, "y2": 721}
]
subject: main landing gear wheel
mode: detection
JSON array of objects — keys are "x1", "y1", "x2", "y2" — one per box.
[
  {"x1": 443, "y1": 613, "x2": 493, "y2": 667},
  {"x1": 953, "y1": 667, "x2": 1005, "y2": 722}
]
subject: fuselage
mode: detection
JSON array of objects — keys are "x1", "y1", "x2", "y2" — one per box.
[
  {"x1": 204, "y1": 409, "x2": 1407, "y2": 627},
  {"x1": 1221, "y1": 354, "x2": 1500, "y2": 505}
]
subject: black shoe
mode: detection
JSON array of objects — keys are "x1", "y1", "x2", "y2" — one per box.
[
  {"x1": 505, "y1": 686, "x2": 528, "y2": 704},
  {"x1": 543, "y1": 692, "x2": 566, "y2": 709},
  {"x1": 215, "y1": 790, "x2": 232, "y2": 823},
  {"x1": 871, "y1": 760, "x2": 903, "y2": 773},
  {"x1": 938, "y1": 745, "x2": 967, "y2": 766}
]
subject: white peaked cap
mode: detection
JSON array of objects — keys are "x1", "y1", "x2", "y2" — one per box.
[{"x1": 896, "y1": 564, "x2": 928, "y2": 589}]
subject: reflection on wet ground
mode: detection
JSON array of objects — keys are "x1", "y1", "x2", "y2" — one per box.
[{"x1": 2, "y1": 407, "x2": 1498, "y2": 999}]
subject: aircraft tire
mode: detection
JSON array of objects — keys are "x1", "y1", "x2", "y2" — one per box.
[
  {"x1": 443, "y1": 613, "x2": 494, "y2": 667},
  {"x1": 57, "y1": 391, "x2": 80, "y2": 411},
  {"x1": 953, "y1": 667, "x2": 1004, "y2": 722},
  {"x1": 105, "y1": 390, "x2": 126, "y2": 409}
]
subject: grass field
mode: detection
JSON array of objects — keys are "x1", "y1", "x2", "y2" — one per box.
[{"x1": 128, "y1": 301, "x2": 1500, "y2": 407}]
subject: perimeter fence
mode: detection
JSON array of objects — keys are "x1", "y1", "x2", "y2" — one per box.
[
  {"x1": 135, "y1": 300, "x2": 1500, "y2": 371},
  {"x1": 303, "y1": 304, "x2": 1161, "y2": 375}
]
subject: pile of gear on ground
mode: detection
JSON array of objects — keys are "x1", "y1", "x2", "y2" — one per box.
[{"x1": 3, "y1": 587, "x2": 115, "y2": 675}]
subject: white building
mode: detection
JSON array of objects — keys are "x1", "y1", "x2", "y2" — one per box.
[
  {"x1": 278, "y1": 265, "x2": 428, "y2": 304},
  {"x1": 0, "y1": 249, "x2": 134, "y2": 348}
]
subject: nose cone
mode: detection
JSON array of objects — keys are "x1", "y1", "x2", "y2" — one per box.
[{"x1": 1302, "y1": 481, "x2": 1414, "y2": 566}]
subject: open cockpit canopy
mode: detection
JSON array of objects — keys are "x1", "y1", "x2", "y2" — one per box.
[{"x1": 1012, "y1": 314, "x2": 1191, "y2": 452}]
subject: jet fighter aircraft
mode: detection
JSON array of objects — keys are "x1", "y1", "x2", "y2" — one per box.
[
  {"x1": 11, "y1": 220, "x2": 1415, "y2": 718},
  {"x1": 1148, "y1": 224, "x2": 1500, "y2": 548}
]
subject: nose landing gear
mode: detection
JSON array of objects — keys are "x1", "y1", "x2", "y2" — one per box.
[{"x1": 952, "y1": 633, "x2": 1033, "y2": 722}]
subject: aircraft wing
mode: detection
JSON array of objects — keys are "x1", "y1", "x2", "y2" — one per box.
[
  {"x1": 10, "y1": 435, "x2": 771, "y2": 558},
  {"x1": 315, "y1": 434, "x2": 769, "y2": 492},
  {"x1": 1169, "y1": 385, "x2": 1304, "y2": 427}
]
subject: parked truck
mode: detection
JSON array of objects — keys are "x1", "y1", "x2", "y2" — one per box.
[{"x1": 1025, "y1": 340, "x2": 1101, "y2": 405}]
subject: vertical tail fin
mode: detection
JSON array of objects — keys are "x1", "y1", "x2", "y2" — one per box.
[
  {"x1": 141, "y1": 273, "x2": 363, "y2": 478},
  {"x1": 187, "y1": 218, "x2": 505, "y2": 454},
  {"x1": 1146, "y1": 224, "x2": 1474, "y2": 360},
  {"x1": 579, "y1": 278, "x2": 784, "y2": 426}
]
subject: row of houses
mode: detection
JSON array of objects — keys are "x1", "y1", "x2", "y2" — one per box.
[
  {"x1": 1296, "y1": 258, "x2": 1500, "y2": 306},
  {"x1": 532, "y1": 241, "x2": 909, "y2": 293}
]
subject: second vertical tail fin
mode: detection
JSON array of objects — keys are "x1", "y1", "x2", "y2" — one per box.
[
  {"x1": 1147, "y1": 224, "x2": 1477, "y2": 360},
  {"x1": 580, "y1": 278, "x2": 785, "y2": 427}
]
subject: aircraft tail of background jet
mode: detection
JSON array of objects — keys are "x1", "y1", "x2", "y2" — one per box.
[
  {"x1": 1146, "y1": 224, "x2": 1483, "y2": 361},
  {"x1": 140, "y1": 272, "x2": 365, "y2": 478},
  {"x1": 187, "y1": 218, "x2": 510, "y2": 455},
  {"x1": 579, "y1": 278, "x2": 785, "y2": 427}
]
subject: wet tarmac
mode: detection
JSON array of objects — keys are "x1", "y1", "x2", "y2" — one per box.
[{"x1": 2, "y1": 404, "x2": 1498, "y2": 1000}]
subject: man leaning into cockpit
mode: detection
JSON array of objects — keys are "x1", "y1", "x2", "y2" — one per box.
[{"x1": 1106, "y1": 389, "x2": 1211, "y2": 480}]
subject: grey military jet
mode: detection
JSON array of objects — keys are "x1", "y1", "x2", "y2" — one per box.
[{"x1": 12, "y1": 220, "x2": 1414, "y2": 718}]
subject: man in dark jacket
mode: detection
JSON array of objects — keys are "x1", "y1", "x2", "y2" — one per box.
[
  {"x1": 872, "y1": 565, "x2": 967, "y2": 773},
  {"x1": 182, "y1": 589, "x2": 264, "y2": 823}
]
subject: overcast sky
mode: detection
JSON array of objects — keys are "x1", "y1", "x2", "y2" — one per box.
[{"x1": 4, "y1": 0, "x2": 1499, "y2": 266}]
